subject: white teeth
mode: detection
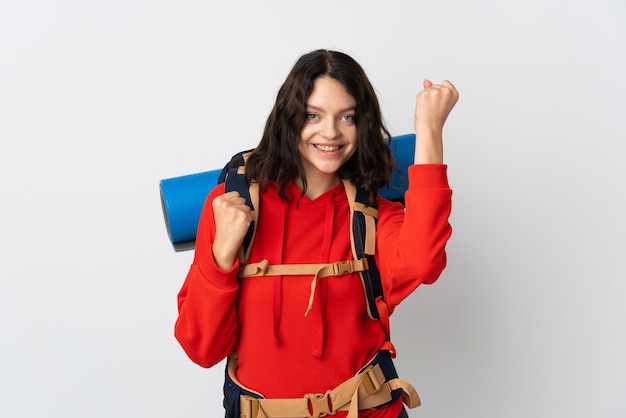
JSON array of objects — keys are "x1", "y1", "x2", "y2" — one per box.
[{"x1": 315, "y1": 145, "x2": 340, "y2": 152}]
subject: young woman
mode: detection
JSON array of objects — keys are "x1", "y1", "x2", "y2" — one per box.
[{"x1": 175, "y1": 50, "x2": 458, "y2": 418}]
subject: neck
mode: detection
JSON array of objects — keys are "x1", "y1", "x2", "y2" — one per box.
[{"x1": 295, "y1": 173, "x2": 341, "y2": 201}]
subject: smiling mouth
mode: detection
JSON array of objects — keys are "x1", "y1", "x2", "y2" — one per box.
[{"x1": 314, "y1": 144, "x2": 341, "y2": 152}]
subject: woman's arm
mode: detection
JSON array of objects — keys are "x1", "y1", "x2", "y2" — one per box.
[
  {"x1": 174, "y1": 185, "x2": 242, "y2": 368},
  {"x1": 378, "y1": 79, "x2": 458, "y2": 311}
]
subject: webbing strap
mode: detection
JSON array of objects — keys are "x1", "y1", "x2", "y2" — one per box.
[
  {"x1": 238, "y1": 365, "x2": 420, "y2": 418},
  {"x1": 239, "y1": 258, "x2": 369, "y2": 317},
  {"x1": 238, "y1": 259, "x2": 368, "y2": 279}
]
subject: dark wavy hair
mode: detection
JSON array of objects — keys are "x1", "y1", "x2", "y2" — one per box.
[{"x1": 245, "y1": 49, "x2": 395, "y2": 205}]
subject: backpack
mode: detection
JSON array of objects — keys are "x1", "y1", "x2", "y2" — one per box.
[{"x1": 218, "y1": 150, "x2": 393, "y2": 348}]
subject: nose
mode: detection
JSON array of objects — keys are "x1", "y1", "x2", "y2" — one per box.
[{"x1": 321, "y1": 118, "x2": 340, "y2": 139}]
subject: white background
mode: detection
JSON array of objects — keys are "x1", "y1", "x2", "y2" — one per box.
[{"x1": 1, "y1": 0, "x2": 625, "y2": 417}]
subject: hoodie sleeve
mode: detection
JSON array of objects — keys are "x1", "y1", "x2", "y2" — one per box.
[
  {"x1": 174, "y1": 184, "x2": 240, "y2": 368},
  {"x1": 376, "y1": 164, "x2": 452, "y2": 312}
]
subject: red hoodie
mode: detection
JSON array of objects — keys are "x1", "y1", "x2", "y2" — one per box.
[{"x1": 175, "y1": 164, "x2": 452, "y2": 417}]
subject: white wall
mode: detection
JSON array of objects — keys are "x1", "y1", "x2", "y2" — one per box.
[{"x1": 1, "y1": 0, "x2": 625, "y2": 417}]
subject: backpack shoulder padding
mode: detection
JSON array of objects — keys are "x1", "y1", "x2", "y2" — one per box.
[
  {"x1": 218, "y1": 149, "x2": 254, "y2": 184},
  {"x1": 223, "y1": 166, "x2": 258, "y2": 264},
  {"x1": 342, "y1": 179, "x2": 384, "y2": 321}
]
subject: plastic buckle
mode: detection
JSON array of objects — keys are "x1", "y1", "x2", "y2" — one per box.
[
  {"x1": 333, "y1": 261, "x2": 353, "y2": 276},
  {"x1": 306, "y1": 391, "x2": 335, "y2": 417},
  {"x1": 241, "y1": 395, "x2": 260, "y2": 418},
  {"x1": 361, "y1": 365, "x2": 382, "y2": 395}
]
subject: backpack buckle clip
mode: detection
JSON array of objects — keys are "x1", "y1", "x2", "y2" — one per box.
[
  {"x1": 333, "y1": 261, "x2": 354, "y2": 275},
  {"x1": 306, "y1": 391, "x2": 335, "y2": 417}
]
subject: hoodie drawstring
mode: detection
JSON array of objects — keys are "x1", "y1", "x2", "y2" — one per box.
[
  {"x1": 310, "y1": 196, "x2": 335, "y2": 358},
  {"x1": 271, "y1": 204, "x2": 288, "y2": 346}
]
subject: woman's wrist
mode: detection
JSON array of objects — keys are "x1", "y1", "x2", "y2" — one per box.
[{"x1": 414, "y1": 129, "x2": 443, "y2": 164}]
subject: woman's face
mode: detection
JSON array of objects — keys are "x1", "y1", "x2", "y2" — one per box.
[{"x1": 298, "y1": 76, "x2": 358, "y2": 185}]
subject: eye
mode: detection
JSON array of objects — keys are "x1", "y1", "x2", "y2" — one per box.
[
  {"x1": 306, "y1": 113, "x2": 319, "y2": 120},
  {"x1": 341, "y1": 114, "x2": 355, "y2": 123}
]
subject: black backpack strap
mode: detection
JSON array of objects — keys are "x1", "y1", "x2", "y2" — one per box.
[
  {"x1": 218, "y1": 149, "x2": 254, "y2": 184},
  {"x1": 355, "y1": 188, "x2": 383, "y2": 321},
  {"x1": 223, "y1": 166, "x2": 258, "y2": 264},
  {"x1": 342, "y1": 180, "x2": 385, "y2": 321}
]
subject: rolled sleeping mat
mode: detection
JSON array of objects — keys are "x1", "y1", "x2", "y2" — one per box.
[{"x1": 160, "y1": 133, "x2": 416, "y2": 251}]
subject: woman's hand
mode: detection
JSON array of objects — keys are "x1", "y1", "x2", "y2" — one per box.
[
  {"x1": 211, "y1": 191, "x2": 253, "y2": 271},
  {"x1": 414, "y1": 79, "x2": 459, "y2": 164}
]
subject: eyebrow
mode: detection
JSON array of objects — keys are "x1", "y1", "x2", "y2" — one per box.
[{"x1": 306, "y1": 104, "x2": 356, "y2": 113}]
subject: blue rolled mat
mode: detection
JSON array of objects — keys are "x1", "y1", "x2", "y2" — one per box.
[{"x1": 160, "y1": 133, "x2": 415, "y2": 251}]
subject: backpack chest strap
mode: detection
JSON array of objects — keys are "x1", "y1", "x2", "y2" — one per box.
[
  {"x1": 238, "y1": 258, "x2": 368, "y2": 279},
  {"x1": 238, "y1": 258, "x2": 369, "y2": 317}
]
